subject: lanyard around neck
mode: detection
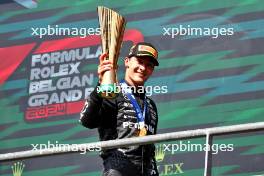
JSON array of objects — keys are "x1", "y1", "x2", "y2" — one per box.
[{"x1": 120, "y1": 80, "x2": 147, "y2": 126}]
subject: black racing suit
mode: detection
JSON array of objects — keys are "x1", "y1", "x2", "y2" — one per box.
[{"x1": 80, "y1": 83, "x2": 159, "y2": 176}]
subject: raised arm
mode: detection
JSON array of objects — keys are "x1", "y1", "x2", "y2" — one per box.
[{"x1": 79, "y1": 53, "x2": 116, "y2": 129}]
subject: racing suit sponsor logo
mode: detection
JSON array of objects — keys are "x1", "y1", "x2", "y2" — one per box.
[{"x1": 122, "y1": 122, "x2": 155, "y2": 134}]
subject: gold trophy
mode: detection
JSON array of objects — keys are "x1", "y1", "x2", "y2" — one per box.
[{"x1": 97, "y1": 6, "x2": 126, "y2": 98}]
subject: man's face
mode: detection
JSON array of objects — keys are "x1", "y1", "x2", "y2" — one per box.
[{"x1": 124, "y1": 56, "x2": 155, "y2": 86}]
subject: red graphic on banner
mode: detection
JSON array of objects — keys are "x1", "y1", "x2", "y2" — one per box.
[
  {"x1": 0, "y1": 43, "x2": 36, "y2": 85},
  {"x1": 34, "y1": 29, "x2": 143, "y2": 54},
  {"x1": 25, "y1": 101, "x2": 85, "y2": 120}
]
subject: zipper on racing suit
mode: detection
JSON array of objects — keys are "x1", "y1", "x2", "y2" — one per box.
[{"x1": 142, "y1": 146, "x2": 144, "y2": 175}]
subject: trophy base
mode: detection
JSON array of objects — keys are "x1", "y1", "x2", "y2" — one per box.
[{"x1": 98, "y1": 84, "x2": 118, "y2": 99}]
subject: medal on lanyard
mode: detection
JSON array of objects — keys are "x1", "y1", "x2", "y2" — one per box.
[
  {"x1": 138, "y1": 125, "x2": 147, "y2": 136},
  {"x1": 120, "y1": 80, "x2": 147, "y2": 136}
]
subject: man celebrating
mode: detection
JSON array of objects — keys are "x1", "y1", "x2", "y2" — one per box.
[{"x1": 80, "y1": 42, "x2": 159, "y2": 176}]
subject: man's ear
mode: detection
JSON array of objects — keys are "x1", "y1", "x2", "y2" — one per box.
[{"x1": 124, "y1": 57, "x2": 130, "y2": 68}]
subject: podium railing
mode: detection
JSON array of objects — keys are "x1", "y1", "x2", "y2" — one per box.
[{"x1": 1, "y1": 121, "x2": 264, "y2": 176}]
